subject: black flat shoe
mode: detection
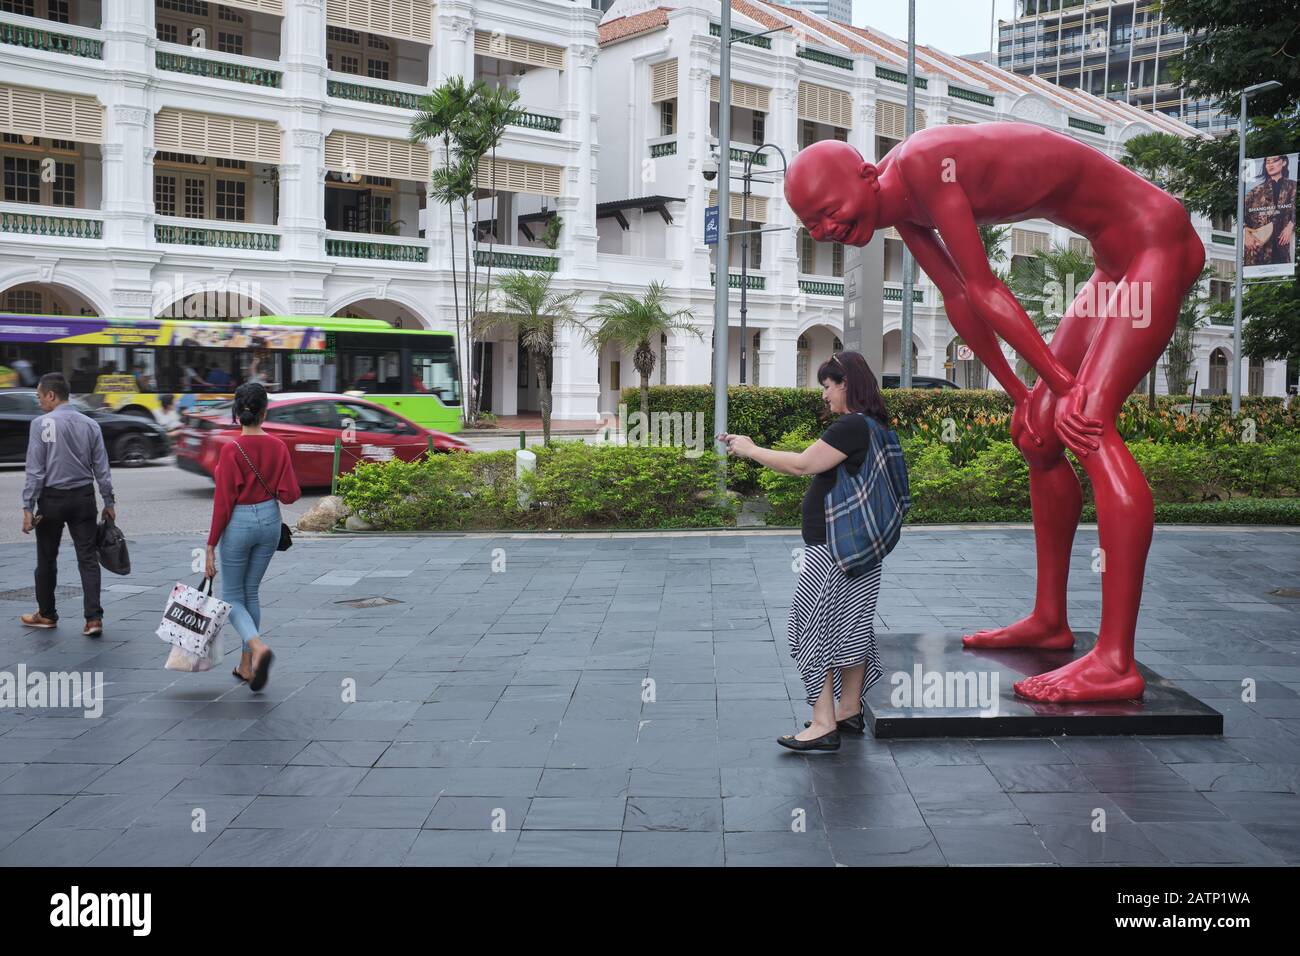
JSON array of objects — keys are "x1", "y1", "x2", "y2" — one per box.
[
  {"x1": 804, "y1": 713, "x2": 865, "y2": 734},
  {"x1": 777, "y1": 729, "x2": 841, "y2": 752},
  {"x1": 248, "y1": 649, "x2": 274, "y2": 692}
]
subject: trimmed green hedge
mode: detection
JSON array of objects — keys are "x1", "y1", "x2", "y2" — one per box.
[
  {"x1": 337, "y1": 444, "x2": 736, "y2": 531},
  {"x1": 621, "y1": 386, "x2": 1299, "y2": 482},
  {"x1": 759, "y1": 429, "x2": 1300, "y2": 525}
]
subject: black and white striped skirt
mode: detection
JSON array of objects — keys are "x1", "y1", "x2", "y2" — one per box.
[{"x1": 788, "y1": 544, "x2": 884, "y2": 708}]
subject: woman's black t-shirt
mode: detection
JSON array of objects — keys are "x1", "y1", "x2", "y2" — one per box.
[{"x1": 801, "y1": 413, "x2": 874, "y2": 546}]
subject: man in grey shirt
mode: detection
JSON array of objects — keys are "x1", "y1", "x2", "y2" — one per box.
[{"x1": 21, "y1": 373, "x2": 116, "y2": 637}]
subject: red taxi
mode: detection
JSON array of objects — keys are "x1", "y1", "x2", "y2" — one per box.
[{"x1": 175, "y1": 392, "x2": 468, "y2": 487}]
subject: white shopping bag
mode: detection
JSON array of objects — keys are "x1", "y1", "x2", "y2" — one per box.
[{"x1": 157, "y1": 576, "x2": 232, "y2": 661}]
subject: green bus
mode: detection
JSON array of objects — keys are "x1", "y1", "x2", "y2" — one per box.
[{"x1": 0, "y1": 313, "x2": 463, "y2": 433}]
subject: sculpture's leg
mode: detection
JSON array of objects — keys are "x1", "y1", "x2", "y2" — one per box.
[
  {"x1": 1015, "y1": 248, "x2": 1196, "y2": 703},
  {"x1": 964, "y1": 274, "x2": 1108, "y2": 650}
]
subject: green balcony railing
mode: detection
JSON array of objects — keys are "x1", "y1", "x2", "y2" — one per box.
[
  {"x1": 649, "y1": 141, "x2": 677, "y2": 158},
  {"x1": 511, "y1": 111, "x2": 562, "y2": 133},
  {"x1": 711, "y1": 272, "x2": 765, "y2": 290},
  {"x1": 1, "y1": 211, "x2": 102, "y2": 239},
  {"x1": 327, "y1": 237, "x2": 426, "y2": 262},
  {"x1": 800, "y1": 279, "x2": 844, "y2": 297},
  {"x1": 156, "y1": 50, "x2": 282, "y2": 88},
  {"x1": 474, "y1": 249, "x2": 559, "y2": 271},
  {"x1": 876, "y1": 65, "x2": 927, "y2": 89},
  {"x1": 327, "y1": 79, "x2": 419, "y2": 110},
  {"x1": 730, "y1": 147, "x2": 767, "y2": 166},
  {"x1": 949, "y1": 85, "x2": 995, "y2": 106},
  {"x1": 1, "y1": 21, "x2": 103, "y2": 59},
  {"x1": 1068, "y1": 117, "x2": 1106, "y2": 134},
  {"x1": 156, "y1": 223, "x2": 279, "y2": 251},
  {"x1": 710, "y1": 21, "x2": 771, "y2": 49},
  {"x1": 797, "y1": 47, "x2": 854, "y2": 71},
  {"x1": 883, "y1": 286, "x2": 924, "y2": 303},
  {"x1": 1211, "y1": 233, "x2": 1235, "y2": 246}
]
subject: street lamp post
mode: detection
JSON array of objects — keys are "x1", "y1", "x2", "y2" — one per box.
[
  {"x1": 1232, "y1": 79, "x2": 1282, "y2": 415},
  {"x1": 710, "y1": 6, "x2": 792, "y2": 471},
  {"x1": 738, "y1": 144, "x2": 789, "y2": 384}
]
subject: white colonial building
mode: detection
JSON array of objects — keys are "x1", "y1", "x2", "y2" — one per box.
[
  {"x1": 591, "y1": 0, "x2": 1285, "y2": 407},
  {"x1": 0, "y1": 0, "x2": 1284, "y2": 424}
]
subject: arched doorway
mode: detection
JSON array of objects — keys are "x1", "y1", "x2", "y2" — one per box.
[
  {"x1": 1248, "y1": 355, "x2": 1264, "y2": 396},
  {"x1": 882, "y1": 329, "x2": 920, "y2": 377},
  {"x1": 796, "y1": 325, "x2": 841, "y2": 387},
  {"x1": 1209, "y1": 348, "x2": 1229, "y2": 395},
  {"x1": 0, "y1": 282, "x2": 102, "y2": 389},
  {"x1": 945, "y1": 337, "x2": 987, "y2": 388}
]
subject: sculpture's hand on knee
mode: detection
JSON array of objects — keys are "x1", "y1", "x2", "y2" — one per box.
[
  {"x1": 1010, "y1": 396, "x2": 1044, "y2": 450},
  {"x1": 1053, "y1": 382, "x2": 1104, "y2": 458}
]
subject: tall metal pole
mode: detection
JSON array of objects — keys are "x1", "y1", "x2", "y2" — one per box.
[
  {"x1": 713, "y1": 0, "x2": 732, "y2": 465},
  {"x1": 1232, "y1": 90, "x2": 1246, "y2": 416},
  {"x1": 739, "y1": 156, "x2": 751, "y2": 384},
  {"x1": 900, "y1": 0, "x2": 916, "y2": 387}
]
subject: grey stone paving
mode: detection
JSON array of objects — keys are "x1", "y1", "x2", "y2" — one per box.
[{"x1": 0, "y1": 526, "x2": 1297, "y2": 866}]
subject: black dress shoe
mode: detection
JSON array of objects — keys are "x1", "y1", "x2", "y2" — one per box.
[
  {"x1": 777, "y1": 729, "x2": 841, "y2": 752},
  {"x1": 804, "y1": 713, "x2": 865, "y2": 734}
]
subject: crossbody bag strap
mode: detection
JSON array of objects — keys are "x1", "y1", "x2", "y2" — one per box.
[{"x1": 233, "y1": 441, "x2": 278, "y2": 503}]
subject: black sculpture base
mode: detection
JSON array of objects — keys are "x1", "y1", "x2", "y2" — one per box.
[{"x1": 864, "y1": 632, "x2": 1223, "y2": 738}]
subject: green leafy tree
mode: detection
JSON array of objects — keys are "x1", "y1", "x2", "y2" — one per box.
[
  {"x1": 1159, "y1": 0, "x2": 1300, "y2": 381},
  {"x1": 586, "y1": 280, "x2": 702, "y2": 421},
  {"x1": 476, "y1": 270, "x2": 584, "y2": 444}
]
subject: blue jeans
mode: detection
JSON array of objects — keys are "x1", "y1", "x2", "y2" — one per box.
[{"x1": 218, "y1": 499, "x2": 281, "y2": 652}]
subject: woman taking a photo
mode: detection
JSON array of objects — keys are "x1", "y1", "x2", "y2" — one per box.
[
  {"x1": 206, "y1": 382, "x2": 301, "y2": 691},
  {"x1": 720, "y1": 351, "x2": 896, "y2": 752}
]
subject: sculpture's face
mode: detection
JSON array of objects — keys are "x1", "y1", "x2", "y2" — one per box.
[{"x1": 785, "y1": 141, "x2": 878, "y2": 247}]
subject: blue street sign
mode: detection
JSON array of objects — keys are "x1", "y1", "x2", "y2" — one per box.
[{"x1": 704, "y1": 205, "x2": 719, "y2": 245}]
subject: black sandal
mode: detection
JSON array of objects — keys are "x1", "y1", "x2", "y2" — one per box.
[
  {"x1": 248, "y1": 648, "x2": 274, "y2": 692},
  {"x1": 231, "y1": 669, "x2": 248, "y2": 682}
]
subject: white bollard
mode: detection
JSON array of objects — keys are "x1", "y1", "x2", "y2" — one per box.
[{"x1": 515, "y1": 448, "x2": 537, "y2": 509}]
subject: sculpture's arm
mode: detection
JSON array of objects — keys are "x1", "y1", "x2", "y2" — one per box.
[
  {"x1": 897, "y1": 221, "x2": 1028, "y2": 402},
  {"x1": 919, "y1": 187, "x2": 1077, "y2": 397}
]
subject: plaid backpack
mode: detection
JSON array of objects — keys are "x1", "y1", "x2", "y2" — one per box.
[{"x1": 823, "y1": 412, "x2": 911, "y2": 578}]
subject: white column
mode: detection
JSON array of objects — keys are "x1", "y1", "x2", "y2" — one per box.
[
  {"x1": 558, "y1": 42, "x2": 599, "y2": 277},
  {"x1": 99, "y1": 0, "x2": 153, "y2": 249},
  {"x1": 279, "y1": 0, "x2": 329, "y2": 302}
]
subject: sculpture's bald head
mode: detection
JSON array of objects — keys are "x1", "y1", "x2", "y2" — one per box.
[{"x1": 785, "y1": 140, "x2": 881, "y2": 247}]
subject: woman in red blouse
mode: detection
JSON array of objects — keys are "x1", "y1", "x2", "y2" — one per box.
[{"x1": 206, "y1": 382, "x2": 301, "y2": 691}]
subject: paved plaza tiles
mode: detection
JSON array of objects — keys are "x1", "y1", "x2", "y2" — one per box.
[{"x1": 0, "y1": 526, "x2": 1297, "y2": 867}]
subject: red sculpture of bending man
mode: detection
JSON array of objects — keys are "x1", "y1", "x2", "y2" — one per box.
[{"x1": 785, "y1": 123, "x2": 1205, "y2": 703}]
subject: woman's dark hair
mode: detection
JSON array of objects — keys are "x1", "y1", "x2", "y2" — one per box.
[
  {"x1": 233, "y1": 381, "x2": 268, "y2": 426},
  {"x1": 1258, "y1": 155, "x2": 1291, "y2": 185},
  {"x1": 816, "y1": 350, "x2": 889, "y2": 425}
]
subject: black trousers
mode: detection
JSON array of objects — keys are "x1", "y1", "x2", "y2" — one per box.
[{"x1": 34, "y1": 484, "x2": 102, "y2": 622}]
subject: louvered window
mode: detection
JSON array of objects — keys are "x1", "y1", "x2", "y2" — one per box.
[
  {"x1": 650, "y1": 59, "x2": 677, "y2": 103},
  {"x1": 324, "y1": 131, "x2": 428, "y2": 182},
  {"x1": 327, "y1": 0, "x2": 434, "y2": 44},
  {"x1": 474, "y1": 31, "x2": 565, "y2": 70},
  {"x1": 709, "y1": 76, "x2": 770, "y2": 112},
  {"x1": 0, "y1": 85, "x2": 103, "y2": 144},
  {"x1": 875, "y1": 101, "x2": 926, "y2": 139},
  {"x1": 798, "y1": 83, "x2": 853, "y2": 129},
  {"x1": 155, "y1": 108, "x2": 281, "y2": 164},
  {"x1": 475, "y1": 156, "x2": 563, "y2": 197}
]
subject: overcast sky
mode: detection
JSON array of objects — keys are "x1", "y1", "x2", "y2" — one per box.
[{"x1": 853, "y1": 0, "x2": 1016, "y2": 57}]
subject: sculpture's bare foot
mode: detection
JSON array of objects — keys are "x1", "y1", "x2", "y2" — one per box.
[
  {"x1": 962, "y1": 614, "x2": 1074, "y2": 650},
  {"x1": 1013, "y1": 648, "x2": 1145, "y2": 703}
]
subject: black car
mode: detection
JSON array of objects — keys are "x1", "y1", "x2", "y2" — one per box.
[
  {"x1": 0, "y1": 389, "x2": 170, "y2": 466},
  {"x1": 881, "y1": 374, "x2": 961, "y2": 389}
]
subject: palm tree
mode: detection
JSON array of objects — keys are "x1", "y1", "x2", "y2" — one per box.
[
  {"x1": 978, "y1": 224, "x2": 1011, "y2": 279},
  {"x1": 586, "y1": 281, "x2": 702, "y2": 421},
  {"x1": 412, "y1": 79, "x2": 475, "y2": 425},
  {"x1": 1007, "y1": 242, "x2": 1095, "y2": 385},
  {"x1": 1120, "y1": 131, "x2": 1185, "y2": 193},
  {"x1": 464, "y1": 84, "x2": 522, "y2": 420},
  {"x1": 427, "y1": 157, "x2": 475, "y2": 416},
  {"x1": 477, "y1": 270, "x2": 584, "y2": 444}
]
